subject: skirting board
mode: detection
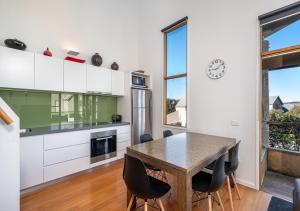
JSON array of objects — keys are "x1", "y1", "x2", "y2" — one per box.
[{"x1": 236, "y1": 177, "x2": 257, "y2": 190}]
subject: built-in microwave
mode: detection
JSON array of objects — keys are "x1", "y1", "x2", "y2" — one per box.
[{"x1": 132, "y1": 74, "x2": 147, "y2": 88}]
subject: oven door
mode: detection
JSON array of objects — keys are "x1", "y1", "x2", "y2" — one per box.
[{"x1": 90, "y1": 135, "x2": 116, "y2": 163}]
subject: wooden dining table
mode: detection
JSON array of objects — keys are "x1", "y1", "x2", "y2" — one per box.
[{"x1": 126, "y1": 132, "x2": 237, "y2": 211}]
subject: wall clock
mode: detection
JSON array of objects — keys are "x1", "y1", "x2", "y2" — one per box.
[{"x1": 207, "y1": 59, "x2": 226, "y2": 79}]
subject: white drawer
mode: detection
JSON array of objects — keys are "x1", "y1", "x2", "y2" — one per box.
[
  {"x1": 44, "y1": 157, "x2": 89, "y2": 182},
  {"x1": 117, "y1": 125, "x2": 130, "y2": 134},
  {"x1": 44, "y1": 143, "x2": 90, "y2": 166},
  {"x1": 118, "y1": 141, "x2": 128, "y2": 151},
  {"x1": 44, "y1": 130, "x2": 89, "y2": 150},
  {"x1": 117, "y1": 133, "x2": 130, "y2": 142}
]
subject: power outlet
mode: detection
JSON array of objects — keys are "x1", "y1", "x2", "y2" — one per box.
[{"x1": 231, "y1": 120, "x2": 240, "y2": 126}]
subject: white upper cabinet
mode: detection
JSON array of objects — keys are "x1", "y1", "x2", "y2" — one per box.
[
  {"x1": 0, "y1": 46, "x2": 34, "y2": 89},
  {"x1": 86, "y1": 65, "x2": 112, "y2": 93},
  {"x1": 63, "y1": 60, "x2": 87, "y2": 93},
  {"x1": 111, "y1": 71, "x2": 125, "y2": 96},
  {"x1": 35, "y1": 54, "x2": 63, "y2": 91}
]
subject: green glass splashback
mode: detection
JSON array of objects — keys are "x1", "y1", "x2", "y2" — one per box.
[{"x1": 0, "y1": 89, "x2": 117, "y2": 129}]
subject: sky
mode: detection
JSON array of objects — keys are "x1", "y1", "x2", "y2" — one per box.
[
  {"x1": 166, "y1": 25, "x2": 187, "y2": 100},
  {"x1": 266, "y1": 19, "x2": 300, "y2": 103}
]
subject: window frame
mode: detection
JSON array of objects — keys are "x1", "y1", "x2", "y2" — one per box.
[{"x1": 162, "y1": 20, "x2": 188, "y2": 128}]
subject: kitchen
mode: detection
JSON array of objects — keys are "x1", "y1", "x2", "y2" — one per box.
[{"x1": 1, "y1": 0, "x2": 300, "y2": 211}]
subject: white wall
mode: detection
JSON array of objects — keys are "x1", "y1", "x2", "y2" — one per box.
[
  {"x1": 0, "y1": 98, "x2": 20, "y2": 211},
  {"x1": 0, "y1": 0, "x2": 140, "y2": 122},
  {"x1": 0, "y1": 0, "x2": 139, "y2": 70},
  {"x1": 138, "y1": 0, "x2": 297, "y2": 189}
]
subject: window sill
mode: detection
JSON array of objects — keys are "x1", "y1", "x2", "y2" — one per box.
[
  {"x1": 162, "y1": 124, "x2": 187, "y2": 130},
  {"x1": 267, "y1": 146, "x2": 300, "y2": 155}
]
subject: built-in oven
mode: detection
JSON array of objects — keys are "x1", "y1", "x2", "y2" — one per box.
[{"x1": 90, "y1": 130, "x2": 117, "y2": 164}]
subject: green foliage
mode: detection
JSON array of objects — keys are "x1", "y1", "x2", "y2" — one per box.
[
  {"x1": 166, "y1": 98, "x2": 179, "y2": 114},
  {"x1": 269, "y1": 109, "x2": 300, "y2": 151}
]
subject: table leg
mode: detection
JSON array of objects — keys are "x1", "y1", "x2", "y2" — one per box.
[{"x1": 176, "y1": 171, "x2": 192, "y2": 211}]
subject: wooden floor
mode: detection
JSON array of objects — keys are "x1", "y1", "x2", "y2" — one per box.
[{"x1": 21, "y1": 160, "x2": 272, "y2": 211}]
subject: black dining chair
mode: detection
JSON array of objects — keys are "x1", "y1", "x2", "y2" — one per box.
[
  {"x1": 140, "y1": 134, "x2": 168, "y2": 183},
  {"x1": 163, "y1": 130, "x2": 173, "y2": 138},
  {"x1": 123, "y1": 154, "x2": 171, "y2": 211},
  {"x1": 224, "y1": 140, "x2": 242, "y2": 211},
  {"x1": 192, "y1": 147, "x2": 227, "y2": 211},
  {"x1": 205, "y1": 141, "x2": 242, "y2": 211}
]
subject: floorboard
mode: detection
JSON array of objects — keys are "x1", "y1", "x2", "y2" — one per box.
[{"x1": 21, "y1": 160, "x2": 272, "y2": 211}]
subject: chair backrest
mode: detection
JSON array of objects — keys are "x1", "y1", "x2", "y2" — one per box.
[
  {"x1": 229, "y1": 140, "x2": 241, "y2": 172},
  {"x1": 140, "y1": 134, "x2": 153, "y2": 143},
  {"x1": 209, "y1": 147, "x2": 227, "y2": 193},
  {"x1": 123, "y1": 154, "x2": 152, "y2": 197},
  {"x1": 163, "y1": 130, "x2": 173, "y2": 138}
]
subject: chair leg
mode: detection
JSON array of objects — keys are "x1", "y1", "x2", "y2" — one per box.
[
  {"x1": 208, "y1": 194, "x2": 212, "y2": 211},
  {"x1": 157, "y1": 198, "x2": 165, "y2": 211},
  {"x1": 162, "y1": 171, "x2": 168, "y2": 182},
  {"x1": 227, "y1": 176, "x2": 234, "y2": 211},
  {"x1": 127, "y1": 195, "x2": 134, "y2": 211},
  {"x1": 216, "y1": 191, "x2": 225, "y2": 211},
  {"x1": 144, "y1": 200, "x2": 148, "y2": 211},
  {"x1": 231, "y1": 173, "x2": 241, "y2": 200}
]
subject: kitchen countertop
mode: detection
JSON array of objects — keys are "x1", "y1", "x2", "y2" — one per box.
[{"x1": 20, "y1": 122, "x2": 130, "y2": 137}]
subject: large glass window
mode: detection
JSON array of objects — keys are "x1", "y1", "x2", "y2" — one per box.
[
  {"x1": 261, "y1": 13, "x2": 300, "y2": 152},
  {"x1": 163, "y1": 21, "x2": 187, "y2": 127},
  {"x1": 262, "y1": 13, "x2": 300, "y2": 52}
]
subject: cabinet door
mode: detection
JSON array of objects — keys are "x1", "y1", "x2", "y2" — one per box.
[
  {"x1": 63, "y1": 60, "x2": 86, "y2": 93},
  {"x1": 0, "y1": 46, "x2": 34, "y2": 89},
  {"x1": 35, "y1": 54, "x2": 63, "y2": 91},
  {"x1": 20, "y1": 136, "x2": 44, "y2": 189},
  {"x1": 111, "y1": 71, "x2": 125, "y2": 96},
  {"x1": 86, "y1": 65, "x2": 112, "y2": 93}
]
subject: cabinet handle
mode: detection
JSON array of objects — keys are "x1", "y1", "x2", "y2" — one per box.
[{"x1": 0, "y1": 107, "x2": 13, "y2": 125}]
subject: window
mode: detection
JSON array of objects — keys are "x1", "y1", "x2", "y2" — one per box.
[
  {"x1": 260, "y1": 9, "x2": 300, "y2": 152},
  {"x1": 163, "y1": 19, "x2": 187, "y2": 127},
  {"x1": 262, "y1": 13, "x2": 300, "y2": 52}
]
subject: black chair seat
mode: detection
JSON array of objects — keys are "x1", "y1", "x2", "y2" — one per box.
[
  {"x1": 192, "y1": 171, "x2": 212, "y2": 193},
  {"x1": 144, "y1": 163, "x2": 161, "y2": 171},
  {"x1": 129, "y1": 175, "x2": 171, "y2": 200},
  {"x1": 148, "y1": 176, "x2": 171, "y2": 198}
]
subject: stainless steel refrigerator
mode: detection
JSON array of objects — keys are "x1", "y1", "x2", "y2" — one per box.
[{"x1": 131, "y1": 88, "x2": 152, "y2": 145}]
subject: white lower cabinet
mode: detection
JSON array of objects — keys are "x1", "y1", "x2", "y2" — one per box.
[
  {"x1": 20, "y1": 125, "x2": 130, "y2": 189},
  {"x1": 20, "y1": 136, "x2": 44, "y2": 189},
  {"x1": 117, "y1": 125, "x2": 130, "y2": 159},
  {"x1": 44, "y1": 157, "x2": 90, "y2": 182}
]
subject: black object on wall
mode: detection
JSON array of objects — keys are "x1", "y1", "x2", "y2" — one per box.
[
  {"x1": 91, "y1": 53, "x2": 103, "y2": 66},
  {"x1": 111, "y1": 62, "x2": 119, "y2": 70},
  {"x1": 4, "y1": 38, "x2": 27, "y2": 50}
]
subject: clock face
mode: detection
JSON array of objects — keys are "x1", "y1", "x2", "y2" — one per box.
[{"x1": 207, "y1": 59, "x2": 226, "y2": 79}]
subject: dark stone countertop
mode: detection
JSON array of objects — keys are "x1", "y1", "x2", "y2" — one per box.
[{"x1": 20, "y1": 122, "x2": 130, "y2": 137}]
